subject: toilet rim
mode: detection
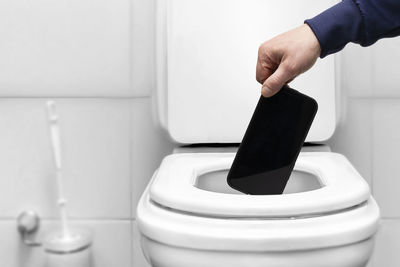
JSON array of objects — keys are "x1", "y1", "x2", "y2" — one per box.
[
  {"x1": 137, "y1": 188, "x2": 380, "y2": 252},
  {"x1": 193, "y1": 158, "x2": 325, "y2": 190},
  {"x1": 149, "y1": 152, "x2": 371, "y2": 217}
]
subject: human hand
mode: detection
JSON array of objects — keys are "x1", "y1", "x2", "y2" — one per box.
[{"x1": 256, "y1": 24, "x2": 321, "y2": 97}]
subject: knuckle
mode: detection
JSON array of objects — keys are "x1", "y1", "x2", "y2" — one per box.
[
  {"x1": 257, "y1": 43, "x2": 265, "y2": 54},
  {"x1": 257, "y1": 47, "x2": 264, "y2": 59},
  {"x1": 256, "y1": 74, "x2": 265, "y2": 84},
  {"x1": 258, "y1": 42, "x2": 270, "y2": 56}
]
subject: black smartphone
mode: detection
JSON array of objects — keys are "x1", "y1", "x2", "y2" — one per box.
[{"x1": 227, "y1": 86, "x2": 318, "y2": 195}]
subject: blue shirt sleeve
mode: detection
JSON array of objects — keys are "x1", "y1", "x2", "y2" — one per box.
[{"x1": 305, "y1": 0, "x2": 400, "y2": 58}]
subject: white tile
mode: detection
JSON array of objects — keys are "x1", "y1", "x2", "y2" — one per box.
[
  {"x1": 340, "y1": 44, "x2": 374, "y2": 97},
  {"x1": 0, "y1": 220, "x2": 43, "y2": 267},
  {"x1": 328, "y1": 98, "x2": 373, "y2": 185},
  {"x1": 131, "y1": 0, "x2": 155, "y2": 96},
  {"x1": 0, "y1": 219, "x2": 132, "y2": 267},
  {"x1": 82, "y1": 220, "x2": 132, "y2": 267},
  {"x1": 131, "y1": 98, "x2": 174, "y2": 217},
  {"x1": 372, "y1": 100, "x2": 400, "y2": 218},
  {"x1": 0, "y1": 99, "x2": 131, "y2": 219},
  {"x1": 372, "y1": 38, "x2": 400, "y2": 97},
  {"x1": 133, "y1": 220, "x2": 151, "y2": 267},
  {"x1": 0, "y1": 0, "x2": 131, "y2": 97},
  {"x1": 372, "y1": 219, "x2": 400, "y2": 267}
]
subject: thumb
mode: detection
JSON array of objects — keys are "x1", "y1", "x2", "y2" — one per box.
[{"x1": 261, "y1": 63, "x2": 294, "y2": 97}]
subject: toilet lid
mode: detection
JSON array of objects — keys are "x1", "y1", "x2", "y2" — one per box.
[{"x1": 149, "y1": 152, "x2": 371, "y2": 217}]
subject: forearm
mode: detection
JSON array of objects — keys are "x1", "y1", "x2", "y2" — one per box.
[{"x1": 305, "y1": 0, "x2": 400, "y2": 58}]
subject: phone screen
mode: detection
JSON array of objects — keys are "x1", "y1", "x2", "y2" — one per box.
[{"x1": 227, "y1": 86, "x2": 318, "y2": 195}]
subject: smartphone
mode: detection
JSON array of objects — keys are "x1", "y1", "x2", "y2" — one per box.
[{"x1": 227, "y1": 86, "x2": 318, "y2": 195}]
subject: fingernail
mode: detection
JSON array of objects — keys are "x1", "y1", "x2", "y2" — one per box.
[{"x1": 261, "y1": 86, "x2": 272, "y2": 97}]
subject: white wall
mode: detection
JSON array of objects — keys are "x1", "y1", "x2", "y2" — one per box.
[
  {"x1": 0, "y1": 0, "x2": 173, "y2": 266},
  {"x1": 328, "y1": 39, "x2": 400, "y2": 267},
  {"x1": 0, "y1": 0, "x2": 399, "y2": 266}
]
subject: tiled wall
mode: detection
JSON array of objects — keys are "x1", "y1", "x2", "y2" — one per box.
[
  {"x1": 0, "y1": 0, "x2": 399, "y2": 267},
  {"x1": 328, "y1": 39, "x2": 400, "y2": 267},
  {"x1": 0, "y1": 0, "x2": 173, "y2": 266}
]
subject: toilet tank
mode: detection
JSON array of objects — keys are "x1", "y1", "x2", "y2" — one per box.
[{"x1": 154, "y1": 0, "x2": 339, "y2": 144}]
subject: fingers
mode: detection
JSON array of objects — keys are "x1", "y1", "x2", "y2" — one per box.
[
  {"x1": 256, "y1": 25, "x2": 322, "y2": 98},
  {"x1": 256, "y1": 57, "x2": 273, "y2": 85},
  {"x1": 261, "y1": 63, "x2": 295, "y2": 97}
]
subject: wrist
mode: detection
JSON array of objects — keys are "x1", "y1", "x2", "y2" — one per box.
[
  {"x1": 304, "y1": 0, "x2": 364, "y2": 58},
  {"x1": 303, "y1": 24, "x2": 321, "y2": 58}
]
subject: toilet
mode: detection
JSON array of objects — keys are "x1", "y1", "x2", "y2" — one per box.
[{"x1": 136, "y1": 0, "x2": 380, "y2": 266}]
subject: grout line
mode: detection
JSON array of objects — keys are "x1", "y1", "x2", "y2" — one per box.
[
  {"x1": 129, "y1": 0, "x2": 134, "y2": 104},
  {"x1": 381, "y1": 217, "x2": 400, "y2": 221},
  {"x1": 0, "y1": 96, "x2": 150, "y2": 100},
  {"x1": 0, "y1": 217, "x2": 134, "y2": 221},
  {"x1": 348, "y1": 96, "x2": 400, "y2": 100},
  {"x1": 130, "y1": 219, "x2": 134, "y2": 267},
  {"x1": 129, "y1": 90, "x2": 134, "y2": 220},
  {"x1": 368, "y1": 48, "x2": 375, "y2": 220},
  {"x1": 370, "y1": 99, "x2": 374, "y2": 195}
]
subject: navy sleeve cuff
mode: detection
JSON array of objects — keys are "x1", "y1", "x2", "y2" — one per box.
[{"x1": 305, "y1": 0, "x2": 364, "y2": 58}]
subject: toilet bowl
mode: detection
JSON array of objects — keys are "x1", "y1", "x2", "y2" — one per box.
[
  {"x1": 137, "y1": 0, "x2": 381, "y2": 265},
  {"x1": 137, "y1": 152, "x2": 380, "y2": 267}
]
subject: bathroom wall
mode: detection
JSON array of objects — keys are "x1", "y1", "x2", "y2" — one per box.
[
  {"x1": 0, "y1": 1, "x2": 399, "y2": 267},
  {"x1": 328, "y1": 38, "x2": 400, "y2": 267},
  {"x1": 0, "y1": 0, "x2": 173, "y2": 266}
]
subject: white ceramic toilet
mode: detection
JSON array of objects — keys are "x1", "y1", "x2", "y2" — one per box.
[{"x1": 137, "y1": 0, "x2": 380, "y2": 266}]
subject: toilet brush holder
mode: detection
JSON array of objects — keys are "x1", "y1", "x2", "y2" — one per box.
[{"x1": 44, "y1": 228, "x2": 92, "y2": 267}]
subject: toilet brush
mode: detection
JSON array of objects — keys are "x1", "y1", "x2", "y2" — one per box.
[
  {"x1": 44, "y1": 101, "x2": 92, "y2": 267},
  {"x1": 46, "y1": 101, "x2": 70, "y2": 239}
]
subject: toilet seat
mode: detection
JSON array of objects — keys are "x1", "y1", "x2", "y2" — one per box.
[
  {"x1": 139, "y1": 151, "x2": 379, "y2": 252},
  {"x1": 149, "y1": 152, "x2": 370, "y2": 217}
]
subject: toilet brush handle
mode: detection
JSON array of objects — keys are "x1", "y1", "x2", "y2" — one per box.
[
  {"x1": 46, "y1": 101, "x2": 62, "y2": 170},
  {"x1": 46, "y1": 101, "x2": 70, "y2": 238}
]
